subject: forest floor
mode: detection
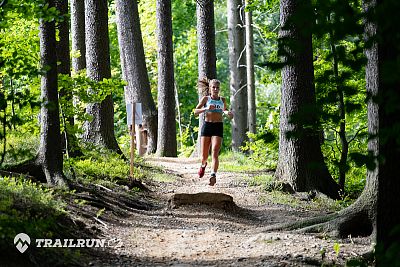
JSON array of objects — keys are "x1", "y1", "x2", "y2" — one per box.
[{"x1": 88, "y1": 157, "x2": 372, "y2": 267}]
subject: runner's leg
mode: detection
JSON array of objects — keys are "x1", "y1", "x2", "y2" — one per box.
[{"x1": 211, "y1": 136, "x2": 222, "y2": 174}]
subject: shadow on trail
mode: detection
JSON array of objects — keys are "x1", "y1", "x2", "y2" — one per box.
[{"x1": 91, "y1": 250, "x2": 323, "y2": 267}]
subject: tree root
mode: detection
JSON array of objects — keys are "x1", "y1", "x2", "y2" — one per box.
[
  {"x1": 70, "y1": 182, "x2": 155, "y2": 216},
  {"x1": 264, "y1": 199, "x2": 374, "y2": 239},
  {"x1": 2, "y1": 158, "x2": 46, "y2": 182}
]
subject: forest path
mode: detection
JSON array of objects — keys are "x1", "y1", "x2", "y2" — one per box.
[{"x1": 92, "y1": 157, "x2": 370, "y2": 266}]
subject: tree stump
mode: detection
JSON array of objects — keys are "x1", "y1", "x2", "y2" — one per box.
[{"x1": 168, "y1": 192, "x2": 237, "y2": 210}]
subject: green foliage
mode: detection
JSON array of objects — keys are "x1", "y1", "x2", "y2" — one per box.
[
  {"x1": 247, "y1": 174, "x2": 284, "y2": 192},
  {"x1": 333, "y1": 242, "x2": 341, "y2": 257},
  {"x1": 1, "y1": 130, "x2": 39, "y2": 166},
  {"x1": 0, "y1": 19, "x2": 39, "y2": 78},
  {"x1": 0, "y1": 176, "x2": 66, "y2": 246},
  {"x1": 313, "y1": 0, "x2": 367, "y2": 197},
  {"x1": 242, "y1": 99, "x2": 280, "y2": 169},
  {"x1": 58, "y1": 71, "x2": 126, "y2": 139},
  {"x1": 219, "y1": 152, "x2": 266, "y2": 172},
  {"x1": 64, "y1": 148, "x2": 144, "y2": 187}
]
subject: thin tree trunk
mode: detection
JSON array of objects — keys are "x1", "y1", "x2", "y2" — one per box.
[
  {"x1": 156, "y1": 0, "x2": 177, "y2": 157},
  {"x1": 56, "y1": 0, "x2": 82, "y2": 157},
  {"x1": 71, "y1": 0, "x2": 86, "y2": 72},
  {"x1": 175, "y1": 82, "x2": 183, "y2": 150},
  {"x1": 245, "y1": 0, "x2": 256, "y2": 136},
  {"x1": 328, "y1": 25, "x2": 348, "y2": 193},
  {"x1": 228, "y1": 0, "x2": 247, "y2": 151}
]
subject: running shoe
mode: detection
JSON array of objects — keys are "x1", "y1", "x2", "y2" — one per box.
[
  {"x1": 198, "y1": 162, "x2": 207, "y2": 178},
  {"x1": 209, "y1": 173, "x2": 216, "y2": 186}
]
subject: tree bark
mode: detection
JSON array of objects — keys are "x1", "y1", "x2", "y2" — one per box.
[
  {"x1": 192, "y1": 0, "x2": 217, "y2": 157},
  {"x1": 274, "y1": 0, "x2": 340, "y2": 199},
  {"x1": 83, "y1": 0, "x2": 122, "y2": 153},
  {"x1": 264, "y1": 1, "x2": 400, "y2": 250},
  {"x1": 196, "y1": 0, "x2": 217, "y2": 81},
  {"x1": 56, "y1": 0, "x2": 82, "y2": 157},
  {"x1": 267, "y1": 0, "x2": 381, "y2": 242},
  {"x1": 55, "y1": 0, "x2": 70, "y2": 75},
  {"x1": 372, "y1": 0, "x2": 400, "y2": 260},
  {"x1": 245, "y1": 0, "x2": 256, "y2": 136},
  {"x1": 37, "y1": 0, "x2": 67, "y2": 187},
  {"x1": 71, "y1": 0, "x2": 86, "y2": 72},
  {"x1": 156, "y1": 0, "x2": 177, "y2": 157},
  {"x1": 228, "y1": 0, "x2": 248, "y2": 151},
  {"x1": 115, "y1": 0, "x2": 158, "y2": 154}
]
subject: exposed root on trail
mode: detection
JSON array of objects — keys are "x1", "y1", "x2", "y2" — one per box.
[
  {"x1": 69, "y1": 182, "x2": 157, "y2": 216},
  {"x1": 265, "y1": 194, "x2": 374, "y2": 241}
]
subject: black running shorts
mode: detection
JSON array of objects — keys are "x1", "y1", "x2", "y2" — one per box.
[{"x1": 201, "y1": 121, "x2": 223, "y2": 138}]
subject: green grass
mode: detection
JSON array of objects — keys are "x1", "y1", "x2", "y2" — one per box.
[
  {"x1": 219, "y1": 151, "x2": 270, "y2": 172},
  {"x1": 245, "y1": 174, "x2": 349, "y2": 212},
  {"x1": 149, "y1": 172, "x2": 177, "y2": 183}
]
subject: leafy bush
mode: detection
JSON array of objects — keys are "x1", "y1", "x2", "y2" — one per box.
[
  {"x1": 0, "y1": 177, "x2": 66, "y2": 246},
  {"x1": 242, "y1": 128, "x2": 279, "y2": 170},
  {"x1": 0, "y1": 130, "x2": 39, "y2": 168},
  {"x1": 64, "y1": 148, "x2": 145, "y2": 186}
]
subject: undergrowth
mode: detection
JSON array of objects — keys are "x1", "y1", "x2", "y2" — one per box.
[
  {"x1": 0, "y1": 177, "x2": 82, "y2": 266},
  {"x1": 247, "y1": 174, "x2": 353, "y2": 212},
  {"x1": 219, "y1": 152, "x2": 271, "y2": 172}
]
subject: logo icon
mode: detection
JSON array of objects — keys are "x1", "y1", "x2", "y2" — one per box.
[{"x1": 14, "y1": 233, "x2": 31, "y2": 253}]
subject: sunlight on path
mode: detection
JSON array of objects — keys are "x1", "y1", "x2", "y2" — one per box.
[{"x1": 90, "y1": 156, "x2": 372, "y2": 266}]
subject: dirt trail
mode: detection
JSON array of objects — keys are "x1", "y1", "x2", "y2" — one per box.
[{"x1": 92, "y1": 157, "x2": 371, "y2": 267}]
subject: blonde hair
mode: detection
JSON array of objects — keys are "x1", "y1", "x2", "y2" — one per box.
[
  {"x1": 209, "y1": 79, "x2": 220, "y2": 86},
  {"x1": 198, "y1": 77, "x2": 220, "y2": 96}
]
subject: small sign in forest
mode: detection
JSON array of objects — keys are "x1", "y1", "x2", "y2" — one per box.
[{"x1": 126, "y1": 103, "x2": 143, "y2": 126}]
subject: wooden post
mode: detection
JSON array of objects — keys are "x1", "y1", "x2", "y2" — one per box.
[{"x1": 130, "y1": 103, "x2": 136, "y2": 178}]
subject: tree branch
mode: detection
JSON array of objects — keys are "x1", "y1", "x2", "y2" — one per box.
[{"x1": 348, "y1": 126, "x2": 367, "y2": 144}]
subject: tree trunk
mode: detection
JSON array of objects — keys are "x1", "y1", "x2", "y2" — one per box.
[
  {"x1": 265, "y1": 1, "x2": 400, "y2": 249},
  {"x1": 274, "y1": 0, "x2": 340, "y2": 199},
  {"x1": 71, "y1": 0, "x2": 86, "y2": 72},
  {"x1": 272, "y1": 0, "x2": 380, "y2": 241},
  {"x1": 363, "y1": 0, "x2": 379, "y2": 240},
  {"x1": 115, "y1": 0, "x2": 158, "y2": 154},
  {"x1": 37, "y1": 0, "x2": 67, "y2": 187},
  {"x1": 156, "y1": 0, "x2": 177, "y2": 157},
  {"x1": 83, "y1": 0, "x2": 122, "y2": 153},
  {"x1": 56, "y1": 0, "x2": 82, "y2": 158},
  {"x1": 328, "y1": 26, "x2": 348, "y2": 193},
  {"x1": 55, "y1": 0, "x2": 70, "y2": 76},
  {"x1": 228, "y1": 0, "x2": 248, "y2": 151},
  {"x1": 245, "y1": 0, "x2": 256, "y2": 136},
  {"x1": 372, "y1": 0, "x2": 400, "y2": 260},
  {"x1": 192, "y1": 0, "x2": 217, "y2": 157},
  {"x1": 293, "y1": 1, "x2": 380, "y2": 238}
]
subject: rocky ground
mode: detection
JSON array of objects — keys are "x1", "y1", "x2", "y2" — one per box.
[{"x1": 89, "y1": 157, "x2": 372, "y2": 267}]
